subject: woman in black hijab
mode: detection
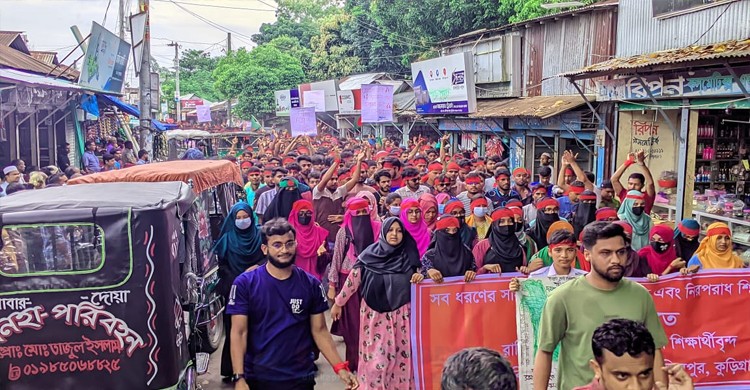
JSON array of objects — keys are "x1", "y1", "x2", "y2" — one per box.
[
  {"x1": 572, "y1": 190, "x2": 598, "y2": 238},
  {"x1": 330, "y1": 217, "x2": 423, "y2": 387},
  {"x1": 421, "y1": 216, "x2": 477, "y2": 283},
  {"x1": 262, "y1": 176, "x2": 302, "y2": 221},
  {"x1": 481, "y1": 208, "x2": 526, "y2": 273},
  {"x1": 528, "y1": 197, "x2": 561, "y2": 249}
]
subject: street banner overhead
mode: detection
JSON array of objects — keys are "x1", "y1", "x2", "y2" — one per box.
[
  {"x1": 78, "y1": 22, "x2": 131, "y2": 94},
  {"x1": 411, "y1": 52, "x2": 477, "y2": 115},
  {"x1": 411, "y1": 270, "x2": 750, "y2": 390}
]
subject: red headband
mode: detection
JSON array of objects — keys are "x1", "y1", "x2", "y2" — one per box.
[
  {"x1": 428, "y1": 162, "x2": 444, "y2": 172},
  {"x1": 465, "y1": 176, "x2": 483, "y2": 185},
  {"x1": 401, "y1": 199, "x2": 420, "y2": 210},
  {"x1": 506, "y1": 200, "x2": 523, "y2": 209},
  {"x1": 565, "y1": 168, "x2": 574, "y2": 175},
  {"x1": 470, "y1": 198, "x2": 488, "y2": 208},
  {"x1": 678, "y1": 223, "x2": 700, "y2": 236},
  {"x1": 626, "y1": 193, "x2": 645, "y2": 200},
  {"x1": 436, "y1": 216, "x2": 460, "y2": 230},
  {"x1": 595, "y1": 208, "x2": 618, "y2": 221},
  {"x1": 402, "y1": 172, "x2": 419, "y2": 180},
  {"x1": 447, "y1": 162, "x2": 460, "y2": 171},
  {"x1": 413, "y1": 158, "x2": 427, "y2": 165},
  {"x1": 508, "y1": 206, "x2": 523, "y2": 217},
  {"x1": 512, "y1": 168, "x2": 529, "y2": 176},
  {"x1": 491, "y1": 208, "x2": 514, "y2": 220},
  {"x1": 382, "y1": 162, "x2": 395, "y2": 169},
  {"x1": 579, "y1": 193, "x2": 597, "y2": 201},
  {"x1": 569, "y1": 185, "x2": 585, "y2": 194},
  {"x1": 375, "y1": 151, "x2": 388, "y2": 160},
  {"x1": 240, "y1": 162, "x2": 252, "y2": 169},
  {"x1": 536, "y1": 198, "x2": 560, "y2": 210},
  {"x1": 347, "y1": 198, "x2": 370, "y2": 211},
  {"x1": 444, "y1": 201, "x2": 464, "y2": 214},
  {"x1": 707, "y1": 226, "x2": 731, "y2": 237}
]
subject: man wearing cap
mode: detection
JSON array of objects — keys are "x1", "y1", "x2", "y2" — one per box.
[
  {"x1": 1, "y1": 166, "x2": 21, "y2": 196},
  {"x1": 512, "y1": 168, "x2": 533, "y2": 206},
  {"x1": 486, "y1": 168, "x2": 521, "y2": 210},
  {"x1": 395, "y1": 167, "x2": 431, "y2": 199},
  {"x1": 598, "y1": 180, "x2": 620, "y2": 209},
  {"x1": 539, "y1": 152, "x2": 555, "y2": 184}
]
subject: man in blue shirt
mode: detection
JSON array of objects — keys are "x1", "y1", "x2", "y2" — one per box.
[
  {"x1": 227, "y1": 218, "x2": 358, "y2": 390},
  {"x1": 486, "y1": 168, "x2": 521, "y2": 210},
  {"x1": 82, "y1": 140, "x2": 100, "y2": 173}
]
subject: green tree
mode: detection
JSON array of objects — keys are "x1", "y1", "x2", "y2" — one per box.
[
  {"x1": 252, "y1": 0, "x2": 340, "y2": 47},
  {"x1": 500, "y1": 0, "x2": 597, "y2": 23},
  {"x1": 267, "y1": 36, "x2": 314, "y2": 79},
  {"x1": 309, "y1": 12, "x2": 364, "y2": 81},
  {"x1": 213, "y1": 46, "x2": 305, "y2": 119}
]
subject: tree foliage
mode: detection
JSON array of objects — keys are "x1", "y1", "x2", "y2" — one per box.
[
  {"x1": 213, "y1": 46, "x2": 305, "y2": 119},
  {"x1": 309, "y1": 12, "x2": 364, "y2": 81}
]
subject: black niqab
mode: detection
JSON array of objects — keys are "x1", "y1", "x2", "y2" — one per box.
[
  {"x1": 484, "y1": 222, "x2": 525, "y2": 272},
  {"x1": 356, "y1": 218, "x2": 421, "y2": 313},
  {"x1": 263, "y1": 179, "x2": 302, "y2": 221},
  {"x1": 348, "y1": 214, "x2": 375, "y2": 255},
  {"x1": 674, "y1": 234, "x2": 700, "y2": 262},
  {"x1": 572, "y1": 202, "x2": 597, "y2": 238},
  {"x1": 427, "y1": 230, "x2": 474, "y2": 277},
  {"x1": 528, "y1": 211, "x2": 560, "y2": 248}
]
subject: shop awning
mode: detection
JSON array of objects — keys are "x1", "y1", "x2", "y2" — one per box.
[
  {"x1": 0, "y1": 68, "x2": 88, "y2": 92},
  {"x1": 560, "y1": 38, "x2": 750, "y2": 81},
  {"x1": 469, "y1": 95, "x2": 592, "y2": 119},
  {"x1": 98, "y1": 94, "x2": 169, "y2": 131}
]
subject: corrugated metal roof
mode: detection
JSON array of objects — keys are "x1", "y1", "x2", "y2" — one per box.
[
  {"x1": 338, "y1": 73, "x2": 387, "y2": 90},
  {"x1": 439, "y1": 0, "x2": 618, "y2": 47},
  {"x1": 469, "y1": 95, "x2": 593, "y2": 119},
  {"x1": 0, "y1": 68, "x2": 87, "y2": 91},
  {"x1": 0, "y1": 31, "x2": 29, "y2": 54},
  {"x1": 560, "y1": 38, "x2": 750, "y2": 79},
  {"x1": 29, "y1": 51, "x2": 59, "y2": 65},
  {"x1": 0, "y1": 45, "x2": 79, "y2": 81}
]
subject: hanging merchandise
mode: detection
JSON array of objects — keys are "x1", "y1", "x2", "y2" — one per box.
[{"x1": 153, "y1": 132, "x2": 168, "y2": 161}]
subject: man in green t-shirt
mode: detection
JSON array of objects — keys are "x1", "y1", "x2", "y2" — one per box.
[{"x1": 533, "y1": 221, "x2": 668, "y2": 390}]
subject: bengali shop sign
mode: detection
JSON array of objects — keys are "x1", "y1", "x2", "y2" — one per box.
[
  {"x1": 411, "y1": 270, "x2": 750, "y2": 390},
  {"x1": 410, "y1": 52, "x2": 477, "y2": 115}
]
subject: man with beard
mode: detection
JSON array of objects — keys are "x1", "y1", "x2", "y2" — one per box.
[
  {"x1": 372, "y1": 170, "x2": 392, "y2": 216},
  {"x1": 486, "y1": 169, "x2": 521, "y2": 210},
  {"x1": 395, "y1": 167, "x2": 431, "y2": 199},
  {"x1": 314, "y1": 156, "x2": 363, "y2": 246},
  {"x1": 611, "y1": 150, "x2": 656, "y2": 214},
  {"x1": 457, "y1": 172, "x2": 491, "y2": 215},
  {"x1": 530, "y1": 166, "x2": 554, "y2": 197},
  {"x1": 533, "y1": 222, "x2": 667, "y2": 390},
  {"x1": 255, "y1": 168, "x2": 288, "y2": 219},
  {"x1": 227, "y1": 219, "x2": 358, "y2": 390},
  {"x1": 512, "y1": 168, "x2": 533, "y2": 206}
]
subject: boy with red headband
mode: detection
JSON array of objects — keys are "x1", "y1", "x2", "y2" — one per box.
[
  {"x1": 509, "y1": 229, "x2": 587, "y2": 292},
  {"x1": 512, "y1": 167, "x2": 533, "y2": 206},
  {"x1": 611, "y1": 149, "x2": 656, "y2": 214}
]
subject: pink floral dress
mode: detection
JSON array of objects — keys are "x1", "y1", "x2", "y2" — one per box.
[{"x1": 335, "y1": 268, "x2": 415, "y2": 389}]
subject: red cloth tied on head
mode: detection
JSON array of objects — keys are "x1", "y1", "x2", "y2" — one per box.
[
  {"x1": 339, "y1": 172, "x2": 351, "y2": 181},
  {"x1": 512, "y1": 167, "x2": 529, "y2": 176},
  {"x1": 579, "y1": 192, "x2": 597, "y2": 201},
  {"x1": 506, "y1": 199, "x2": 523, "y2": 209},
  {"x1": 283, "y1": 157, "x2": 295, "y2": 165},
  {"x1": 549, "y1": 240, "x2": 576, "y2": 249},
  {"x1": 240, "y1": 161, "x2": 252, "y2": 169},
  {"x1": 434, "y1": 176, "x2": 451, "y2": 185},
  {"x1": 447, "y1": 162, "x2": 460, "y2": 171},
  {"x1": 428, "y1": 162, "x2": 444, "y2": 172},
  {"x1": 291, "y1": 199, "x2": 314, "y2": 213},
  {"x1": 491, "y1": 208, "x2": 514, "y2": 221},
  {"x1": 375, "y1": 151, "x2": 388, "y2": 160},
  {"x1": 707, "y1": 226, "x2": 731, "y2": 237},
  {"x1": 614, "y1": 220, "x2": 633, "y2": 235},
  {"x1": 401, "y1": 198, "x2": 420, "y2": 211},
  {"x1": 678, "y1": 222, "x2": 700, "y2": 236},
  {"x1": 650, "y1": 224, "x2": 675, "y2": 243},
  {"x1": 263, "y1": 168, "x2": 273, "y2": 175},
  {"x1": 565, "y1": 168, "x2": 574, "y2": 176},
  {"x1": 595, "y1": 207, "x2": 619, "y2": 221},
  {"x1": 421, "y1": 174, "x2": 431, "y2": 183},
  {"x1": 465, "y1": 176, "x2": 483, "y2": 185},
  {"x1": 297, "y1": 147, "x2": 310, "y2": 155},
  {"x1": 536, "y1": 198, "x2": 560, "y2": 210},
  {"x1": 435, "y1": 216, "x2": 460, "y2": 230},
  {"x1": 350, "y1": 162, "x2": 368, "y2": 174},
  {"x1": 346, "y1": 198, "x2": 370, "y2": 212},
  {"x1": 470, "y1": 198, "x2": 488, "y2": 209},
  {"x1": 625, "y1": 192, "x2": 645, "y2": 201},
  {"x1": 569, "y1": 185, "x2": 585, "y2": 194},
  {"x1": 402, "y1": 170, "x2": 419, "y2": 180},
  {"x1": 508, "y1": 206, "x2": 523, "y2": 218},
  {"x1": 413, "y1": 157, "x2": 427, "y2": 165},
  {"x1": 444, "y1": 201, "x2": 464, "y2": 214},
  {"x1": 382, "y1": 162, "x2": 395, "y2": 169}
]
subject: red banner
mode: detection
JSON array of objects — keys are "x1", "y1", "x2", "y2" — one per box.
[{"x1": 411, "y1": 270, "x2": 750, "y2": 389}]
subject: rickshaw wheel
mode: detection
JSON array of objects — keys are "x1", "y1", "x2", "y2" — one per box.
[
  {"x1": 198, "y1": 296, "x2": 224, "y2": 352},
  {"x1": 180, "y1": 365, "x2": 198, "y2": 390}
]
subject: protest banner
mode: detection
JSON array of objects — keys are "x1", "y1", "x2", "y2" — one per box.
[
  {"x1": 195, "y1": 105, "x2": 211, "y2": 123},
  {"x1": 361, "y1": 84, "x2": 393, "y2": 123},
  {"x1": 411, "y1": 270, "x2": 750, "y2": 390},
  {"x1": 290, "y1": 107, "x2": 317, "y2": 136}
]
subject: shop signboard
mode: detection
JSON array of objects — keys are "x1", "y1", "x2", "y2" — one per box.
[
  {"x1": 337, "y1": 90, "x2": 361, "y2": 115},
  {"x1": 508, "y1": 112, "x2": 582, "y2": 131},
  {"x1": 411, "y1": 52, "x2": 477, "y2": 115},
  {"x1": 290, "y1": 107, "x2": 317, "y2": 136},
  {"x1": 78, "y1": 22, "x2": 131, "y2": 94},
  {"x1": 438, "y1": 118, "x2": 503, "y2": 132},
  {"x1": 181, "y1": 99, "x2": 203, "y2": 110},
  {"x1": 616, "y1": 110, "x2": 678, "y2": 182},
  {"x1": 299, "y1": 79, "x2": 338, "y2": 112},
  {"x1": 303, "y1": 90, "x2": 326, "y2": 112},
  {"x1": 361, "y1": 84, "x2": 393, "y2": 123},
  {"x1": 274, "y1": 89, "x2": 300, "y2": 116},
  {"x1": 596, "y1": 66, "x2": 750, "y2": 101}
]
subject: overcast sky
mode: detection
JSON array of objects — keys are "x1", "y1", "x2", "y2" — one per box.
[{"x1": 0, "y1": 0, "x2": 277, "y2": 86}]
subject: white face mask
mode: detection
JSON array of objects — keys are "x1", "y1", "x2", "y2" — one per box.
[
  {"x1": 473, "y1": 207, "x2": 486, "y2": 218},
  {"x1": 389, "y1": 206, "x2": 401, "y2": 216},
  {"x1": 235, "y1": 218, "x2": 253, "y2": 230}
]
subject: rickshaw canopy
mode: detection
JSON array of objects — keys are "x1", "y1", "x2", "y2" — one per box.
[{"x1": 67, "y1": 160, "x2": 244, "y2": 194}]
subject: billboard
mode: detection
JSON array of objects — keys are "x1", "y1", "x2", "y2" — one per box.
[
  {"x1": 336, "y1": 90, "x2": 361, "y2": 115},
  {"x1": 298, "y1": 79, "x2": 338, "y2": 112},
  {"x1": 411, "y1": 52, "x2": 477, "y2": 115},
  {"x1": 78, "y1": 22, "x2": 131, "y2": 93},
  {"x1": 274, "y1": 89, "x2": 300, "y2": 116}
]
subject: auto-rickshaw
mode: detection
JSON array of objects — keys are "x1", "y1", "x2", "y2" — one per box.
[
  {"x1": 67, "y1": 160, "x2": 246, "y2": 359},
  {"x1": 0, "y1": 181, "x2": 204, "y2": 389}
]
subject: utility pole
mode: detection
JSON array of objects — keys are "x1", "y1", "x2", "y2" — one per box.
[
  {"x1": 226, "y1": 32, "x2": 232, "y2": 127},
  {"x1": 138, "y1": 0, "x2": 152, "y2": 153},
  {"x1": 168, "y1": 41, "x2": 181, "y2": 122},
  {"x1": 118, "y1": 0, "x2": 126, "y2": 40}
]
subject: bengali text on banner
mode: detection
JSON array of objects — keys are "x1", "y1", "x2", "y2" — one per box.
[{"x1": 411, "y1": 270, "x2": 750, "y2": 390}]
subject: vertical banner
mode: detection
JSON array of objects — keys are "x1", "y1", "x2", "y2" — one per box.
[
  {"x1": 412, "y1": 271, "x2": 750, "y2": 390},
  {"x1": 302, "y1": 90, "x2": 326, "y2": 112},
  {"x1": 290, "y1": 107, "x2": 317, "y2": 136},
  {"x1": 195, "y1": 105, "x2": 211, "y2": 123},
  {"x1": 361, "y1": 84, "x2": 394, "y2": 123},
  {"x1": 411, "y1": 275, "x2": 520, "y2": 390}
]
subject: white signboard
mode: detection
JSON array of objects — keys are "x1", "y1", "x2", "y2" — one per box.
[
  {"x1": 196, "y1": 105, "x2": 212, "y2": 123},
  {"x1": 79, "y1": 22, "x2": 131, "y2": 93},
  {"x1": 337, "y1": 90, "x2": 358, "y2": 115},
  {"x1": 290, "y1": 107, "x2": 317, "y2": 136},
  {"x1": 410, "y1": 52, "x2": 477, "y2": 115},
  {"x1": 275, "y1": 89, "x2": 300, "y2": 116},
  {"x1": 303, "y1": 90, "x2": 326, "y2": 113}
]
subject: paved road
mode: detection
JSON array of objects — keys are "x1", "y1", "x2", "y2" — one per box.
[{"x1": 199, "y1": 313, "x2": 347, "y2": 390}]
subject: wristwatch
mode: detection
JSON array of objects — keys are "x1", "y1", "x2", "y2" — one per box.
[{"x1": 230, "y1": 373, "x2": 244, "y2": 383}]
